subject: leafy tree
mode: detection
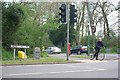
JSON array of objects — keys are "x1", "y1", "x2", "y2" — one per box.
[
  {"x1": 49, "y1": 24, "x2": 76, "y2": 47},
  {"x1": 13, "y1": 3, "x2": 53, "y2": 52},
  {"x1": 49, "y1": 24, "x2": 66, "y2": 47},
  {"x1": 2, "y1": 3, "x2": 24, "y2": 50}
]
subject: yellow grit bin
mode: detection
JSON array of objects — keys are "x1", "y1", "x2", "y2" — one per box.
[{"x1": 18, "y1": 51, "x2": 27, "y2": 59}]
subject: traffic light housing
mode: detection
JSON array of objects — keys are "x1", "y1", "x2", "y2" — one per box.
[
  {"x1": 91, "y1": 26, "x2": 96, "y2": 33},
  {"x1": 70, "y1": 4, "x2": 77, "y2": 25},
  {"x1": 59, "y1": 4, "x2": 66, "y2": 24}
]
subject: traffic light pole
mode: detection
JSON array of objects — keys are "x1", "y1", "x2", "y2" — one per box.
[
  {"x1": 66, "y1": 3, "x2": 69, "y2": 61},
  {"x1": 87, "y1": 1, "x2": 90, "y2": 55}
]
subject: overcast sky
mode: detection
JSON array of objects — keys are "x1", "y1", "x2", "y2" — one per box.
[{"x1": 2, "y1": 0, "x2": 120, "y2": 3}]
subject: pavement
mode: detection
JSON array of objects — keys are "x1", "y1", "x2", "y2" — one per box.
[{"x1": 49, "y1": 53, "x2": 120, "y2": 63}]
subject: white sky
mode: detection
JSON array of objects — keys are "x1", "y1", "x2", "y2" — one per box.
[{"x1": 2, "y1": 0, "x2": 120, "y2": 3}]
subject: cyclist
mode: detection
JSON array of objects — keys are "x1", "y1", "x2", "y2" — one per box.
[{"x1": 94, "y1": 37, "x2": 104, "y2": 60}]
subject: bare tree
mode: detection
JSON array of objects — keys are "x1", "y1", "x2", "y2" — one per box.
[
  {"x1": 75, "y1": 2, "x2": 85, "y2": 45},
  {"x1": 99, "y1": 1, "x2": 110, "y2": 38}
]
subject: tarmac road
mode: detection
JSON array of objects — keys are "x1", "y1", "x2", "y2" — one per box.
[{"x1": 2, "y1": 60, "x2": 118, "y2": 78}]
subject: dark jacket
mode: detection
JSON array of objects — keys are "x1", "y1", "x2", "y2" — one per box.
[{"x1": 95, "y1": 41, "x2": 104, "y2": 49}]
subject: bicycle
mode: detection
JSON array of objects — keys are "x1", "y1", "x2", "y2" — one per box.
[{"x1": 89, "y1": 47, "x2": 105, "y2": 61}]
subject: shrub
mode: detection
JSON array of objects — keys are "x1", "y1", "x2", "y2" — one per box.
[
  {"x1": 111, "y1": 47, "x2": 117, "y2": 53},
  {"x1": 61, "y1": 46, "x2": 67, "y2": 53},
  {"x1": 27, "y1": 53, "x2": 33, "y2": 58},
  {"x1": 41, "y1": 51, "x2": 49, "y2": 57},
  {"x1": 2, "y1": 49, "x2": 13, "y2": 60}
]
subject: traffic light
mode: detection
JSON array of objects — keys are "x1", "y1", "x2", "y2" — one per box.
[
  {"x1": 91, "y1": 22, "x2": 96, "y2": 33},
  {"x1": 91, "y1": 26, "x2": 96, "y2": 33},
  {"x1": 59, "y1": 4, "x2": 66, "y2": 24},
  {"x1": 70, "y1": 4, "x2": 77, "y2": 25}
]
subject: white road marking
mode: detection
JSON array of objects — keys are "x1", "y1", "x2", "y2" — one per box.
[
  {"x1": 98, "y1": 69, "x2": 106, "y2": 70},
  {"x1": 66, "y1": 65, "x2": 107, "y2": 71},
  {"x1": 85, "y1": 67, "x2": 103, "y2": 70},
  {"x1": 3, "y1": 68, "x2": 106, "y2": 77},
  {"x1": 54, "y1": 64, "x2": 67, "y2": 66},
  {"x1": 66, "y1": 65, "x2": 78, "y2": 67},
  {"x1": 75, "y1": 60, "x2": 108, "y2": 63}
]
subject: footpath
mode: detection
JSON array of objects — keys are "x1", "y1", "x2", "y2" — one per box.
[{"x1": 69, "y1": 54, "x2": 120, "y2": 63}]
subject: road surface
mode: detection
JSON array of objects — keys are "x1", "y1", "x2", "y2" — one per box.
[{"x1": 2, "y1": 60, "x2": 118, "y2": 78}]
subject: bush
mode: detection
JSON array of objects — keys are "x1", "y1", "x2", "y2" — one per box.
[
  {"x1": 111, "y1": 47, "x2": 117, "y2": 53},
  {"x1": 61, "y1": 46, "x2": 67, "y2": 53},
  {"x1": 2, "y1": 49, "x2": 13, "y2": 60},
  {"x1": 27, "y1": 53, "x2": 33, "y2": 58},
  {"x1": 104, "y1": 47, "x2": 117, "y2": 54},
  {"x1": 41, "y1": 51, "x2": 49, "y2": 57}
]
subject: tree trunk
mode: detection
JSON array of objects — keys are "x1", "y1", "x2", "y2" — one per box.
[
  {"x1": 103, "y1": 21, "x2": 106, "y2": 37},
  {"x1": 76, "y1": 2, "x2": 85, "y2": 45},
  {"x1": 100, "y1": 2, "x2": 110, "y2": 38},
  {"x1": 91, "y1": 2, "x2": 98, "y2": 35},
  {"x1": 81, "y1": 21, "x2": 84, "y2": 45}
]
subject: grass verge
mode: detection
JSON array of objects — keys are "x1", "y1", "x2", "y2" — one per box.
[
  {"x1": 71, "y1": 55, "x2": 89, "y2": 59},
  {"x1": 2, "y1": 57, "x2": 76, "y2": 65}
]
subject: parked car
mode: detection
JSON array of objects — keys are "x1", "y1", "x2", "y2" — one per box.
[
  {"x1": 44, "y1": 47, "x2": 61, "y2": 54},
  {"x1": 70, "y1": 45, "x2": 88, "y2": 56}
]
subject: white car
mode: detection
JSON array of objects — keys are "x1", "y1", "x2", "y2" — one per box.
[{"x1": 45, "y1": 47, "x2": 61, "y2": 54}]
